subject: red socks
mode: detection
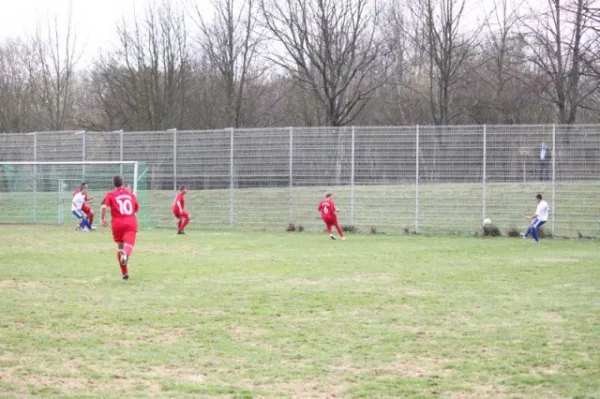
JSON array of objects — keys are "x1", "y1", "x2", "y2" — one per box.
[
  {"x1": 123, "y1": 245, "x2": 133, "y2": 257},
  {"x1": 181, "y1": 218, "x2": 190, "y2": 230},
  {"x1": 117, "y1": 253, "x2": 128, "y2": 275},
  {"x1": 178, "y1": 218, "x2": 190, "y2": 231}
]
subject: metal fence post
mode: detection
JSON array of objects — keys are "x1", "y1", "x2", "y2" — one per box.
[
  {"x1": 117, "y1": 129, "x2": 124, "y2": 176},
  {"x1": 350, "y1": 126, "x2": 355, "y2": 225},
  {"x1": 81, "y1": 130, "x2": 86, "y2": 179},
  {"x1": 552, "y1": 124, "x2": 556, "y2": 237},
  {"x1": 230, "y1": 127, "x2": 234, "y2": 227},
  {"x1": 288, "y1": 126, "x2": 294, "y2": 222},
  {"x1": 350, "y1": 126, "x2": 356, "y2": 226},
  {"x1": 33, "y1": 132, "x2": 37, "y2": 223},
  {"x1": 415, "y1": 125, "x2": 420, "y2": 234},
  {"x1": 169, "y1": 128, "x2": 177, "y2": 191},
  {"x1": 133, "y1": 161, "x2": 139, "y2": 194},
  {"x1": 482, "y1": 124, "x2": 487, "y2": 222}
]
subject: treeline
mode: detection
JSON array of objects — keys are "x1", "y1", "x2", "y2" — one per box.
[{"x1": 0, "y1": 0, "x2": 599, "y2": 133}]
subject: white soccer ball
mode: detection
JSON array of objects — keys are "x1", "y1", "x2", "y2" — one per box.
[{"x1": 483, "y1": 218, "x2": 492, "y2": 226}]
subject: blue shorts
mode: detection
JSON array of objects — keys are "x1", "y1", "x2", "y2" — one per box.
[
  {"x1": 532, "y1": 218, "x2": 546, "y2": 229},
  {"x1": 72, "y1": 210, "x2": 84, "y2": 219}
]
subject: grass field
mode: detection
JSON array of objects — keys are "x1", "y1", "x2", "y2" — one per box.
[
  {"x1": 0, "y1": 226, "x2": 599, "y2": 398},
  {"x1": 2, "y1": 181, "x2": 600, "y2": 237}
]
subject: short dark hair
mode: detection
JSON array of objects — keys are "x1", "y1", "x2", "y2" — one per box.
[
  {"x1": 113, "y1": 175, "x2": 124, "y2": 188},
  {"x1": 179, "y1": 185, "x2": 187, "y2": 191},
  {"x1": 536, "y1": 194, "x2": 543, "y2": 200},
  {"x1": 81, "y1": 182, "x2": 88, "y2": 188}
]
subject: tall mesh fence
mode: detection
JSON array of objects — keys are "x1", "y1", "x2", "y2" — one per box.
[
  {"x1": 0, "y1": 162, "x2": 145, "y2": 225},
  {"x1": 1, "y1": 125, "x2": 599, "y2": 237}
]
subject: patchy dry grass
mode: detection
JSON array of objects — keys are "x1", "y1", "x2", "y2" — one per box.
[{"x1": 0, "y1": 226, "x2": 599, "y2": 398}]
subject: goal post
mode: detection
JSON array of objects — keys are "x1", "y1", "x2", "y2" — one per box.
[{"x1": 0, "y1": 161, "x2": 152, "y2": 227}]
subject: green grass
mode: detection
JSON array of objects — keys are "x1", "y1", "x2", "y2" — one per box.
[
  {"x1": 0, "y1": 226, "x2": 599, "y2": 398},
  {"x1": 1, "y1": 181, "x2": 600, "y2": 237}
]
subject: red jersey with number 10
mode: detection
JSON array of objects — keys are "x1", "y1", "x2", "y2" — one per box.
[
  {"x1": 103, "y1": 188, "x2": 139, "y2": 227},
  {"x1": 318, "y1": 198, "x2": 336, "y2": 220}
]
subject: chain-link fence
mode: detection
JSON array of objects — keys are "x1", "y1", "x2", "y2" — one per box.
[{"x1": 1, "y1": 125, "x2": 599, "y2": 237}]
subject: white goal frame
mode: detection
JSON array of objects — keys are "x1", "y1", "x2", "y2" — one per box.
[{"x1": 1, "y1": 161, "x2": 139, "y2": 224}]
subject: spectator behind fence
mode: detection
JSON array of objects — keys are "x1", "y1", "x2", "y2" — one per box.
[{"x1": 539, "y1": 143, "x2": 551, "y2": 181}]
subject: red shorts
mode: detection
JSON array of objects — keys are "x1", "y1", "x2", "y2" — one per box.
[
  {"x1": 112, "y1": 223, "x2": 137, "y2": 245},
  {"x1": 322, "y1": 216, "x2": 338, "y2": 226},
  {"x1": 82, "y1": 204, "x2": 92, "y2": 214},
  {"x1": 173, "y1": 211, "x2": 190, "y2": 219}
]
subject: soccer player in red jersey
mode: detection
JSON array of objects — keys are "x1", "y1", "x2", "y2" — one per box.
[
  {"x1": 318, "y1": 192, "x2": 345, "y2": 240},
  {"x1": 73, "y1": 182, "x2": 95, "y2": 230},
  {"x1": 100, "y1": 176, "x2": 139, "y2": 280},
  {"x1": 173, "y1": 185, "x2": 191, "y2": 235}
]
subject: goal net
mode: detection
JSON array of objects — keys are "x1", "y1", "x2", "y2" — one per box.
[{"x1": 0, "y1": 162, "x2": 152, "y2": 227}]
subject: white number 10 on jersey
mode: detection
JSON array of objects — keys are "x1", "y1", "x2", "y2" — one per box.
[{"x1": 116, "y1": 198, "x2": 134, "y2": 215}]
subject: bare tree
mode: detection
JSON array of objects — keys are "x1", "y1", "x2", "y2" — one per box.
[
  {"x1": 191, "y1": 0, "x2": 263, "y2": 128},
  {"x1": 470, "y1": 0, "x2": 534, "y2": 123},
  {"x1": 261, "y1": 0, "x2": 383, "y2": 127},
  {"x1": 565, "y1": 1, "x2": 600, "y2": 32},
  {"x1": 520, "y1": 0, "x2": 600, "y2": 125},
  {"x1": 408, "y1": 0, "x2": 481, "y2": 125},
  {"x1": 92, "y1": 1, "x2": 189, "y2": 130},
  {"x1": 31, "y1": 13, "x2": 79, "y2": 131},
  {"x1": 483, "y1": 0, "x2": 519, "y2": 119},
  {"x1": 0, "y1": 39, "x2": 42, "y2": 132},
  {"x1": 371, "y1": 1, "x2": 412, "y2": 124},
  {"x1": 568, "y1": 1, "x2": 600, "y2": 80}
]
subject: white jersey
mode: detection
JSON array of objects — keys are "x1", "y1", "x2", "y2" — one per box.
[
  {"x1": 536, "y1": 200, "x2": 549, "y2": 221},
  {"x1": 72, "y1": 192, "x2": 86, "y2": 212}
]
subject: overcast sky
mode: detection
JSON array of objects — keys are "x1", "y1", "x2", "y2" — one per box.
[{"x1": 0, "y1": 0, "x2": 213, "y2": 64}]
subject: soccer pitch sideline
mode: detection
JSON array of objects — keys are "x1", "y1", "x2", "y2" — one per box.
[{"x1": 0, "y1": 226, "x2": 598, "y2": 398}]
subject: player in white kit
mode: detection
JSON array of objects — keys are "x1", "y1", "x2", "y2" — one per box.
[
  {"x1": 521, "y1": 194, "x2": 550, "y2": 243},
  {"x1": 72, "y1": 188, "x2": 92, "y2": 231}
]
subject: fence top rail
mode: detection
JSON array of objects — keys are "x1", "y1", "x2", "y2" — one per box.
[
  {"x1": 3, "y1": 124, "x2": 600, "y2": 136},
  {"x1": 0, "y1": 161, "x2": 139, "y2": 165},
  {"x1": 5, "y1": 131, "x2": 83, "y2": 135}
]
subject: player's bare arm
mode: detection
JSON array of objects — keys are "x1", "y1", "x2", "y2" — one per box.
[
  {"x1": 100, "y1": 200, "x2": 109, "y2": 227},
  {"x1": 527, "y1": 211, "x2": 539, "y2": 220}
]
